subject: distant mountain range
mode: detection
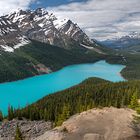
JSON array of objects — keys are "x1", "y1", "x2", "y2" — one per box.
[{"x1": 101, "y1": 32, "x2": 140, "y2": 50}]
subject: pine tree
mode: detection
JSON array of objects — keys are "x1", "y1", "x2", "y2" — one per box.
[
  {"x1": 62, "y1": 104, "x2": 70, "y2": 120},
  {"x1": 44, "y1": 108, "x2": 48, "y2": 121},
  {"x1": 129, "y1": 91, "x2": 138, "y2": 109},
  {"x1": 56, "y1": 104, "x2": 70, "y2": 126},
  {"x1": 15, "y1": 125, "x2": 24, "y2": 140},
  {"x1": 0, "y1": 111, "x2": 3, "y2": 121},
  {"x1": 8, "y1": 106, "x2": 14, "y2": 120}
]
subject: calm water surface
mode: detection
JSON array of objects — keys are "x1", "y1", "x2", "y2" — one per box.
[{"x1": 0, "y1": 60, "x2": 125, "y2": 114}]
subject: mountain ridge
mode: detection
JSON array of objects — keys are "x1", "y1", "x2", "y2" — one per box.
[
  {"x1": 101, "y1": 32, "x2": 140, "y2": 49},
  {"x1": 0, "y1": 8, "x2": 97, "y2": 53}
]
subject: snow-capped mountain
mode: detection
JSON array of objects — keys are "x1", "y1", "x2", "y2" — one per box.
[
  {"x1": 0, "y1": 8, "x2": 94, "y2": 52},
  {"x1": 0, "y1": 16, "x2": 29, "y2": 52},
  {"x1": 101, "y1": 32, "x2": 140, "y2": 49}
]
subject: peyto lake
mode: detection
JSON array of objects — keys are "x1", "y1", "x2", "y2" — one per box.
[{"x1": 0, "y1": 60, "x2": 125, "y2": 114}]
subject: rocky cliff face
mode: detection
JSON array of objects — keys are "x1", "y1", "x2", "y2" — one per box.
[
  {"x1": 0, "y1": 16, "x2": 29, "y2": 52},
  {"x1": 0, "y1": 8, "x2": 95, "y2": 52}
]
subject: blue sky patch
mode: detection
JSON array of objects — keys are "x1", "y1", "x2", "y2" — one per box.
[{"x1": 30, "y1": 0, "x2": 86, "y2": 9}]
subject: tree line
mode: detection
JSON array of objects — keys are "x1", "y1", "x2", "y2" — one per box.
[{"x1": 4, "y1": 78, "x2": 140, "y2": 126}]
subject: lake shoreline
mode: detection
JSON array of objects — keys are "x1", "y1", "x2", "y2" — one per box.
[
  {"x1": 0, "y1": 59, "x2": 126, "y2": 85},
  {"x1": 0, "y1": 60, "x2": 125, "y2": 114}
]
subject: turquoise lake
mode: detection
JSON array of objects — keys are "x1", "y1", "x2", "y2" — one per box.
[{"x1": 0, "y1": 60, "x2": 125, "y2": 114}]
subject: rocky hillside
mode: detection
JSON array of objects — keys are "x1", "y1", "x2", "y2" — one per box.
[
  {"x1": 0, "y1": 119, "x2": 53, "y2": 140},
  {"x1": 0, "y1": 8, "x2": 99, "y2": 52},
  {"x1": 0, "y1": 107, "x2": 138, "y2": 140},
  {"x1": 35, "y1": 107, "x2": 139, "y2": 140}
]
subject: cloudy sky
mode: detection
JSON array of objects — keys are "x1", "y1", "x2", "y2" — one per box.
[{"x1": 0, "y1": 0, "x2": 140, "y2": 40}]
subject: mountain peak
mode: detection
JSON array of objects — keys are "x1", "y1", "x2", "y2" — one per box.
[
  {"x1": 35, "y1": 8, "x2": 49, "y2": 16},
  {"x1": 0, "y1": 8, "x2": 95, "y2": 52}
]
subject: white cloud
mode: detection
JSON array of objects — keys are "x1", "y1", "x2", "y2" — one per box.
[
  {"x1": 0, "y1": 0, "x2": 35, "y2": 15},
  {"x1": 48, "y1": 0, "x2": 140, "y2": 40},
  {"x1": 0, "y1": 0, "x2": 140, "y2": 40}
]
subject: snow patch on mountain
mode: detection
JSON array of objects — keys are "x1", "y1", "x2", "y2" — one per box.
[
  {"x1": 101, "y1": 32, "x2": 140, "y2": 49},
  {"x1": 14, "y1": 37, "x2": 30, "y2": 49},
  {"x1": 1, "y1": 45, "x2": 14, "y2": 52},
  {"x1": 0, "y1": 36, "x2": 30, "y2": 52},
  {"x1": 53, "y1": 18, "x2": 68, "y2": 29},
  {"x1": 0, "y1": 8, "x2": 97, "y2": 53}
]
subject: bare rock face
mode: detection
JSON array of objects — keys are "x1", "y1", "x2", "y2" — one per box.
[
  {"x1": 0, "y1": 17, "x2": 29, "y2": 52},
  {"x1": 33, "y1": 63, "x2": 52, "y2": 74},
  {"x1": 34, "y1": 130, "x2": 64, "y2": 140},
  {"x1": 0, "y1": 119, "x2": 53, "y2": 140},
  {"x1": 84, "y1": 133, "x2": 105, "y2": 140}
]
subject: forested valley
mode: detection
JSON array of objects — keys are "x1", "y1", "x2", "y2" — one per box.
[{"x1": 4, "y1": 78, "x2": 140, "y2": 126}]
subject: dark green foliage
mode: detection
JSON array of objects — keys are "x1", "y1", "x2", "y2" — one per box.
[
  {"x1": 0, "y1": 111, "x2": 3, "y2": 121},
  {"x1": 0, "y1": 40, "x2": 139, "y2": 83},
  {"x1": 0, "y1": 38, "x2": 139, "y2": 83},
  {"x1": 81, "y1": 77, "x2": 110, "y2": 85},
  {"x1": 8, "y1": 106, "x2": 14, "y2": 121},
  {"x1": 0, "y1": 41, "x2": 104, "y2": 83},
  {"x1": 55, "y1": 104, "x2": 70, "y2": 126},
  {"x1": 9, "y1": 78, "x2": 140, "y2": 125},
  {"x1": 136, "y1": 108, "x2": 140, "y2": 114},
  {"x1": 122, "y1": 54, "x2": 140, "y2": 80},
  {"x1": 129, "y1": 91, "x2": 139, "y2": 109},
  {"x1": 15, "y1": 125, "x2": 24, "y2": 140},
  {"x1": 106, "y1": 53, "x2": 140, "y2": 80}
]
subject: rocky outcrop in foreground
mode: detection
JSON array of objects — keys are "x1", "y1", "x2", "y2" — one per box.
[
  {"x1": 35, "y1": 107, "x2": 139, "y2": 140},
  {"x1": 0, "y1": 119, "x2": 52, "y2": 140},
  {"x1": 0, "y1": 107, "x2": 140, "y2": 140}
]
